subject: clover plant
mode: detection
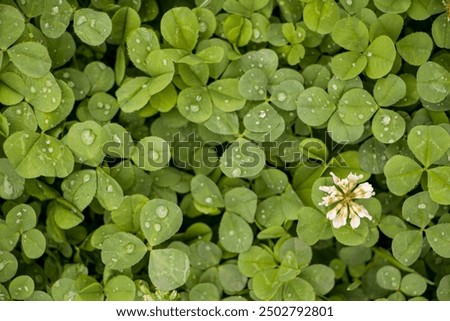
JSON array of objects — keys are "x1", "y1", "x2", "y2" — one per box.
[{"x1": 1, "y1": 0, "x2": 450, "y2": 302}]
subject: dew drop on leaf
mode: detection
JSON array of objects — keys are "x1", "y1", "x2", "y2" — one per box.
[
  {"x1": 154, "y1": 223, "x2": 161, "y2": 232},
  {"x1": 155, "y1": 205, "x2": 168, "y2": 218},
  {"x1": 81, "y1": 129, "x2": 96, "y2": 145}
]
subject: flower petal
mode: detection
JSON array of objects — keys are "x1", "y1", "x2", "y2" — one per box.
[
  {"x1": 350, "y1": 202, "x2": 373, "y2": 220},
  {"x1": 347, "y1": 172, "x2": 363, "y2": 191},
  {"x1": 352, "y1": 182, "x2": 375, "y2": 199},
  {"x1": 349, "y1": 212, "x2": 361, "y2": 229}
]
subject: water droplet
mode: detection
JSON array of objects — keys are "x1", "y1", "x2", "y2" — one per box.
[
  {"x1": 154, "y1": 224, "x2": 161, "y2": 232},
  {"x1": 81, "y1": 129, "x2": 96, "y2": 145},
  {"x1": 277, "y1": 92, "x2": 287, "y2": 102},
  {"x1": 83, "y1": 174, "x2": 91, "y2": 182},
  {"x1": 126, "y1": 243, "x2": 135, "y2": 254},
  {"x1": 190, "y1": 105, "x2": 199, "y2": 113},
  {"x1": 204, "y1": 197, "x2": 213, "y2": 205},
  {"x1": 357, "y1": 114, "x2": 364, "y2": 120},
  {"x1": 155, "y1": 205, "x2": 168, "y2": 218},
  {"x1": 107, "y1": 185, "x2": 113, "y2": 192},
  {"x1": 417, "y1": 203, "x2": 426, "y2": 209},
  {"x1": 90, "y1": 19, "x2": 96, "y2": 28},
  {"x1": 258, "y1": 110, "x2": 267, "y2": 118},
  {"x1": 416, "y1": 130, "x2": 422, "y2": 136},
  {"x1": 381, "y1": 115, "x2": 391, "y2": 126},
  {"x1": 149, "y1": 150, "x2": 160, "y2": 161},
  {"x1": 144, "y1": 221, "x2": 151, "y2": 229},
  {"x1": 111, "y1": 258, "x2": 118, "y2": 263},
  {"x1": 76, "y1": 15, "x2": 87, "y2": 26},
  {"x1": 30, "y1": 86, "x2": 36, "y2": 93},
  {"x1": 231, "y1": 168, "x2": 241, "y2": 177}
]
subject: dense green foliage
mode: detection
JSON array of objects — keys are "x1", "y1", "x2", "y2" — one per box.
[{"x1": 1, "y1": 0, "x2": 450, "y2": 301}]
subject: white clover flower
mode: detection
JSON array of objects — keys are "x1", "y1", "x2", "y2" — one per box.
[{"x1": 319, "y1": 172, "x2": 375, "y2": 229}]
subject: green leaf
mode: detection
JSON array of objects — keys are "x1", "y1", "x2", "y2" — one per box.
[
  {"x1": 191, "y1": 174, "x2": 224, "y2": 208},
  {"x1": 402, "y1": 191, "x2": 438, "y2": 228},
  {"x1": 364, "y1": 35, "x2": 396, "y2": 79},
  {"x1": 331, "y1": 17, "x2": 369, "y2": 51},
  {"x1": 374, "y1": 0, "x2": 412, "y2": 13},
  {"x1": 208, "y1": 78, "x2": 246, "y2": 112},
  {"x1": 4, "y1": 131, "x2": 74, "y2": 178},
  {"x1": 400, "y1": 273, "x2": 427, "y2": 296},
  {"x1": 127, "y1": 27, "x2": 160, "y2": 73},
  {"x1": 61, "y1": 170, "x2": 96, "y2": 211},
  {"x1": 161, "y1": 7, "x2": 199, "y2": 50},
  {"x1": 204, "y1": 108, "x2": 239, "y2": 135},
  {"x1": 426, "y1": 223, "x2": 450, "y2": 258},
  {"x1": 0, "y1": 251, "x2": 18, "y2": 283},
  {"x1": 24, "y1": 73, "x2": 62, "y2": 112},
  {"x1": 416, "y1": 61, "x2": 450, "y2": 103},
  {"x1": 35, "y1": 80, "x2": 74, "y2": 131},
  {"x1": 376, "y1": 265, "x2": 401, "y2": 290},
  {"x1": 283, "y1": 277, "x2": 315, "y2": 300},
  {"x1": 219, "y1": 212, "x2": 253, "y2": 253},
  {"x1": 296, "y1": 207, "x2": 328, "y2": 245},
  {"x1": 0, "y1": 4, "x2": 25, "y2": 50},
  {"x1": 108, "y1": 7, "x2": 141, "y2": 45},
  {"x1": 140, "y1": 198, "x2": 183, "y2": 246},
  {"x1": 300, "y1": 264, "x2": 335, "y2": 295},
  {"x1": 297, "y1": 87, "x2": 335, "y2": 126},
  {"x1": 327, "y1": 112, "x2": 365, "y2": 144},
  {"x1": 374, "y1": 75, "x2": 407, "y2": 106},
  {"x1": 117, "y1": 77, "x2": 152, "y2": 113},
  {"x1": 437, "y1": 275, "x2": 450, "y2": 300},
  {"x1": 0, "y1": 72, "x2": 24, "y2": 107},
  {"x1": 104, "y1": 275, "x2": 136, "y2": 301},
  {"x1": 392, "y1": 230, "x2": 423, "y2": 266},
  {"x1": 384, "y1": 155, "x2": 423, "y2": 195},
  {"x1": 84, "y1": 61, "x2": 115, "y2": 95},
  {"x1": 189, "y1": 240, "x2": 222, "y2": 270},
  {"x1": 131, "y1": 136, "x2": 171, "y2": 172},
  {"x1": 220, "y1": 138, "x2": 266, "y2": 178},
  {"x1": 379, "y1": 215, "x2": 407, "y2": 239},
  {"x1": 101, "y1": 232, "x2": 147, "y2": 270},
  {"x1": 189, "y1": 283, "x2": 220, "y2": 300},
  {"x1": 0, "y1": 158, "x2": 25, "y2": 200},
  {"x1": 338, "y1": 88, "x2": 378, "y2": 125},
  {"x1": 73, "y1": 8, "x2": 112, "y2": 46},
  {"x1": 238, "y1": 246, "x2": 277, "y2": 277},
  {"x1": 6, "y1": 204, "x2": 36, "y2": 233},
  {"x1": 9, "y1": 275, "x2": 34, "y2": 300},
  {"x1": 111, "y1": 194, "x2": 148, "y2": 233},
  {"x1": 396, "y1": 32, "x2": 433, "y2": 66},
  {"x1": 223, "y1": 14, "x2": 252, "y2": 47},
  {"x1": 7, "y1": 42, "x2": 51, "y2": 78},
  {"x1": 148, "y1": 249, "x2": 190, "y2": 291},
  {"x1": 224, "y1": 187, "x2": 257, "y2": 223},
  {"x1": 65, "y1": 120, "x2": 108, "y2": 166},
  {"x1": 303, "y1": 0, "x2": 340, "y2": 34},
  {"x1": 95, "y1": 168, "x2": 124, "y2": 211},
  {"x1": 238, "y1": 68, "x2": 268, "y2": 101},
  {"x1": 49, "y1": 198, "x2": 84, "y2": 230},
  {"x1": 407, "y1": 125, "x2": 450, "y2": 168},
  {"x1": 218, "y1": 264, "x2": 247, "y2": 294},
  {"x1": 271, "y1": 80, "x2": 304, "y2": 111},
  {"x1": 432, "y1": 13, "x2": 450, "y2": 49},
  {"x1": 40, "y1": 0, "x2": 73, "y2": 39},
  {"x1": 21, "y1": 228, "x2": 46, "y2": 259},
  {"x1": 428, "y1": 166, "x2": 450, "y2": 205},
  {"x1": 331, "y1": 51, "x2": 368, "y2": 80},
  {"x1": 359, "y1": 138, "x2": 388, "y2": 174},
  {"x1": 372, "y1": 109, "x2": 406, "y2": 144},
  {"x1": 332, "y1": 222, "x2": 370, "y2": 246},
  {"x1": 240, "y1": 49, "x2": 279, "y2": 78},
  {"x1": 177, "y1": 86, "x2": 213, "y2": 123},
  {"x1": 252, "y1": 269, "x2": 281, "y2": 300},
  {"x1": 243, "y1": 103, "x2": 283, "y2": 133}
]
